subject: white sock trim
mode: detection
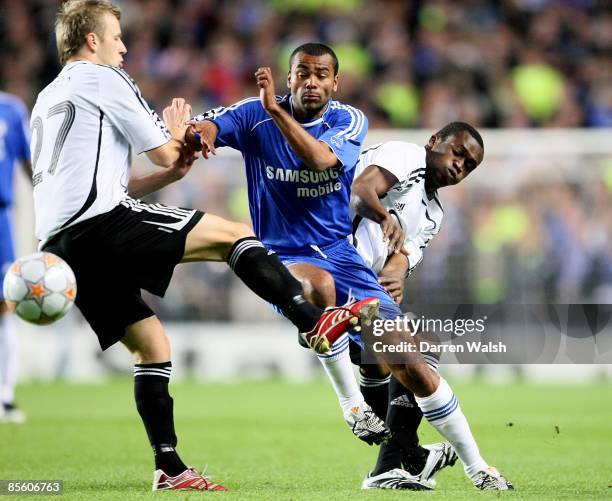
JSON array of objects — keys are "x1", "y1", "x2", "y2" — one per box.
[
  {"x1": 359, "y1": 374, "x2": 391, "y2": 388},
  {"x1": 415, "y1": 378, "x2": 458, "y2": 423},
  {"x1": 422, "y1": 354, "x2": 439, "y2": 372},
  {"x1": 316, "y1": 333, "x2": 350, "y2": 361}
]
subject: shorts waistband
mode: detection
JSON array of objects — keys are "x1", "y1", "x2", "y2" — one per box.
[{"x1": 271, "y1": 237, "x2": 350, "y2": 256}]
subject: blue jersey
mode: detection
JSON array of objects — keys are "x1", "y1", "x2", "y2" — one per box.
[
  {"x1": 201, "y1": 95, "x2": 367, "y2": 252},
  {"x1": 0, "y1": 92, "x2": 29, "y2": 296},
  {"x1": 0, "y1": 92, "x2": 30, "y2": 208}
]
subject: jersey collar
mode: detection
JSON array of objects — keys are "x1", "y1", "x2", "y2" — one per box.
[
  {"x1": 288, "y1": 95, "x2": 331, "y2": 127},
  {"x1": 61, "y1": 60, "x2": 93, "y2": 73}
]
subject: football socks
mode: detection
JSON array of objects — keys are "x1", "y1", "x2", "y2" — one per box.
[
  {"x1": 134, "y1": 362, "x2": 187, "y2": 477},
  {"x1": 359, "y1": 371, "x2": 390, "y2": 420},
  {"x1": 415, "y1": 377, "x2": 488, "y2": 479},
  {"x1": 374, "y1": 377, "x2": 430, "y2": 475},
  {"x1": 227, "y1": 237, "x2": 322, "y2": 332},
  {"x1": 317, "y1": 334, "x2": 365, "y2": 413}
]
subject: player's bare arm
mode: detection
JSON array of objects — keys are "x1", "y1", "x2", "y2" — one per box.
[
  {"x1": 378, "y1": 252, "x2": 409, "y2": 304},
  {"x1": 255, "y1": 66, "x2": 338, "y2": 172},
  {"x1": 128, "y1": 143, "x2": 199, "y2": 199},
  {"x1": 350, "y1": 164, "x2": 407, "y2": 255},
  {"x1": 129, "y1": 98, "x2": 198, "y2": 197},
  {"x1": 145, "y1": 98, "x2": 191, "y2": 167}
]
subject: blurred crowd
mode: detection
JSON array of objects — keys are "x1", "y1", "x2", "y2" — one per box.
[
  {"x1": 1, "y1": 0, "x2": 610, "y2": 128},
  {"x1": 405, "y1": 173, "x2": 612, "y2": 306},
  {"x1": 2, "y1": 0, "x2": 611, "y2": 320}
]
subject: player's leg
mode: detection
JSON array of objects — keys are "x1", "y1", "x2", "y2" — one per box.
[
  {"x1": 43, "y1": 225, "x2": 224, "y2": 490},
  {"x1": 120, "y1": 317, "x2": 186, "y2": 475},
  {"x1": 183, "y1": 214, "x2": 323, "y2": 333},
  {"x1": 351, "y1": 355, "x2": 401, "y2": 474},
  {"x1": 290, "y1": 262, "x2": 337, "y2": 308},
  {"x1": 60, "y1": 251, "x2": 195, "y2": 484},
  {"x1": 42, "y1": 205, "x2": 227, "y2": 491},
  {"x1": 352, "y1": 349, "x2": 390, "y2": 420},
  {"x1": 350, "y1": 332, "x2": 454, "y2": 490},
  {"x1": 287, "y1": 245, "x2": 397, "y2": 431},
  {"x1": 288, "y1": 262, "x2": 389, "y2": 444},
  {"x1": 0, "y1": 209, "x2": 24, "y2": 423},
  {"x1": 120, "y1": 315, "x2": 227, "y2": 491},
  {"x1": 0, "y1": 302, "x2": 21, "y2": 423},
  {"x1": 391, "y1": 345, "x2": 457, "y2": 486},
  {"x1": 309, "y1": 241, "x2": 510, "y2": 489},
  {"x1": 363, "y1": 326, "x2": 512, "y2": 490},
  {"x1": 289, "y1": 263, "x2": 358, "y2": 409},
  {"x1": 378, "y1": 376, "x2": 456, "y2": 485},
  {"x1": 360, "y1": 331, "x2": 455, "y2": 486},
  {"x1": 182, "y1": 214, "x2": 374, "y2": 351}
]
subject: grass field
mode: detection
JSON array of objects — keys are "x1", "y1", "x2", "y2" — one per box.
[{"x1": 0, "y1": 378, "x2": 611, "y2": 500}]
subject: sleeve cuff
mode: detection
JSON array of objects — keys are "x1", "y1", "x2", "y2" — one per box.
[
  {"x1": 404, "y1": 240, "x2": 421, "y2": 270},
  {"x1": 318, "y1": 139, "x2": 344, "y2": 169}
]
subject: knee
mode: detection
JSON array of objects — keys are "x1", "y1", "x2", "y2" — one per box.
[
  {"x1": 304, "y1": 270, "x2": 336, "y2": 308},
  {"x1": 230, "y1": 222, "x2": 255, "y2": 242},
  {"x1": 393, "y1": 363, "x2": 439, "y2": 397},
  {"x1": 127, "y1": 335, "x2": 171, "y2": 364},
  {"x1": 218, "y1": 222, "x2": 255, "y2": 260},
  {"x1": 219, "y1": 221, "x2": 255, "y2": 247},
  {"x1": 359, "y1": 363, "x2": 390, "y2": 380},
  {"x1": 395, "y1": 363, "x2": 428, "y2": 382}
]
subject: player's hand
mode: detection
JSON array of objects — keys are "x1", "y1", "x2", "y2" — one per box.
[
  {"x1": 185, "y1": 120, "x2": 217, "y2": 160},
  {"x1": 378, "y1": 274, "x2": 405, "y2": 304},
  {"x1": 380, "y1": 213, "x2": 406, "y2": 255},
  {"x1": 168, "y1": 142, "x2": 199, "y2": 181},
  {"x1": 163, "y1": 98, "x2": 192, "y2": 142},
  {"x1": 255, "y1": 67, "x2": 279, "y2": 113}
]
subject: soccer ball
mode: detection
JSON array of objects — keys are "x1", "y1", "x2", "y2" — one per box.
[{"x1": 2, "y1": 252, "x2": 77, "y2": 325}]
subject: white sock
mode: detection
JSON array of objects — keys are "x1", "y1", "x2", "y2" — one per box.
[
  {"x1": 415, "y1": 377, "x2": 488, "y2": 479},
  {"x1": 0, "y1": 314, "x2": 18, "y2": 404},
  {"x1": 317, "y1": 334, "x2": 364, "y2": 414}
]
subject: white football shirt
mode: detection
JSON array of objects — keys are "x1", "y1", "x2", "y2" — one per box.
[
  {"x1": 31, "y1": 61, "x2": 170, "y2": 243},
  {"x1": 351, "y1": 141, "x2": 444, "y2": 274}
]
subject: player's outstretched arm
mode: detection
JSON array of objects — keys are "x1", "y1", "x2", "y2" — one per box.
[
  {"x1": 130, "y1": 99, "x2": 199, "y2": 198},
  {"x1": 255, "y1": 66, "x2": 338, "y2": 172},
  {"x1": 351, "y1": 164, "x2": 406, "y2": 254},
  {"x1": 146, "y1": 98, "x2": 192, "y2": 167},
  {"x1": 127, "y1": 143, "x2": 199, "y2": 199}
]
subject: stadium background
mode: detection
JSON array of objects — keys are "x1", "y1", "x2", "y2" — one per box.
[{"x1": 1, "y1": 1, "x2": 611, "y2": 498}]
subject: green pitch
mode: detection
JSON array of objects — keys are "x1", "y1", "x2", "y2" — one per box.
[{"x1": 0, "y1": 378, "x2": 610, "y2": 500}]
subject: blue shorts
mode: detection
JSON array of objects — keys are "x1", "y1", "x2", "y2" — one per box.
[
  {"x1": 275, "y1": 238, "x2": 402, "y2": 348},
  {"x1": 0, "y1": 208, "x2": 16, "y2": 300}
]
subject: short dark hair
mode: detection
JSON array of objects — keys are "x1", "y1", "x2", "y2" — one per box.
[
  {"x1": 435, "y1": 121, "x2": 484, "y2": 150},
  {"x1": 289, "y1": 43, "x2": 339, "y2": 75}
]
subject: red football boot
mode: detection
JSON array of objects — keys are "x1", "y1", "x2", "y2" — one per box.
[
  {"x1": 301, "y1": 297, "x2": 380, "y2": 355},
  {"x1": 152, "y1": 467, "x2": 228, "y2": 491}
]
